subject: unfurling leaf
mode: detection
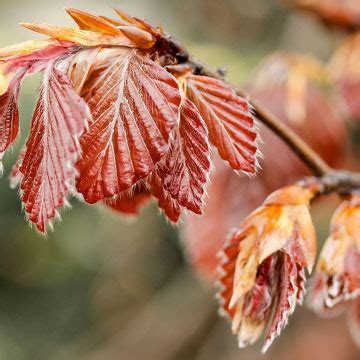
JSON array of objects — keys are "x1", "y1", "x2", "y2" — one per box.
[
  {"x1": 103, "y1": 184, "x2": 151, "y2": 216},
  {"x1": 0, "y1": 38, "x2": 73, "y2": 63},
  {"x1": 187, "y1": 75, "x2": 257, "y2": 173},
  {"x1": 308, "y1": 195, "x2": 360, "y2": 312},
  {"x1": 218, "y1": 185, "x2": 317, "y2": 352},
  {"x1": 20, "y1": 22, "x2": 155, "y2": 49},
  {"x1": 76, "y1": 48, "x2": 181, "y2": 203},
  {"x1": 65, "y1": 8, "x2": 124, "y2": 35},
  {"x1": 18, "y1": 62, "x2": 91, "y2": 232}
]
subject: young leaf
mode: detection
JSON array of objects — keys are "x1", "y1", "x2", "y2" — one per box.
[
  {"x1": 103, "y1": 184, "x2": 151, "y2": 216},
  {"x1": 0, "y1": 72, "x2": 25, "y2": 173},
  {"x1": 9, "y1": 145, "x2": 26, "y2": 189},
  {"x1": 67, "y1": 48, "x2": 100, "y2": 93},
  {"x1": 149, "y1": 171, "x2": 181, "y2": 223},
  {"x1": 19, "y1": 62, "x2": 91, "y2": 232},
  {"x1": 65, "y1": 8, "x2": 123, "y2": 35},
  {"x1": 76, "y1": 48, "x2": 181, "y2": 203},
  {"x1": 158, "y1": 99, "x2": 211, "y2": 214},
  {"x1": 0, "y1": 38, "x2": 73, "y2": 62},
  {"x1": 20, "y1": 22, "x2": 154, "y2": 49},
  {"x1": 262, "y1": 253, "x2": 298, "y2": 353},
  {"x1": 187, "y1": 75, "x2": 257, "y2": 173}
]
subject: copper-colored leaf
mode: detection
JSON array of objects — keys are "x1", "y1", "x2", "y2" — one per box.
[
  {"x1": 65, "y1": 8, "x2": 123, "y2": 35},
  {"x1": 103, "y1": 185, "x2": 151, "y2": 216},
  {"x1": 113, "y1": 8, "x2": 163, "y2": 37},
  {"x1": 149, "y1": 171, "x2": 181, "y2": 223},
  {"x1": 217, "y1": 185, "x2": 317, "y2": 351},
  {"x1": 187, "y1": 75, "x2": 257, "y2": 173},
  {"x1": 9, "y1": 145, "x2": 26, "y2": 189},
  {"x1": 0, "y1": 40, "x2": 74, "y2": 172},
  {"x1": 0, "y1": 73, "x2": 24, "y2": 173},
  {"x1": 157, "y1": 99, "x2": 211, "y2": 214},
  {"x1": 263, "y1": 253, "x2": 298, "y2": 353},
  {"x1": 309, "y1": 195, "x2": 360, "y2": 311},
  {"x1": 19, "y1": 62, "x2": 91, "y2": 232},
  {"x1": 0, "y1": 38, "x2": 73, "y2": 62},
  {"x1": 76, "y1": 48, "x2": 181, "y2": 204},
  {"x1": 20, "y1": 22, "x2": 154, "y2": 49}
]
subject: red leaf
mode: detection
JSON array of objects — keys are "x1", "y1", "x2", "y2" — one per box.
[
  {"x1": 157, "y1": 99, "x2": 211, "y2": 214},
  {"x1": 76, "y1": 49, "x2": 181, "y2": 204},
  {"x1": 9, "y1": 145, "x2": 26, "y2": 189},
  {"x1": 0, "y1": 73, "x2": 24, "y2": 173},
  {"x1": 187, "y1": 75, "x2": 257, "y2": 173},
  {"x1": 149, "y1": 171, "x2": 181, "y2": 223},
  {"x1": 104, "y1": 185, "x2": 151, "y2": 216},
  {"x1": 19, "y1": 62, "x2": 90, "y2": 232},
  {"x1": 263, "y1": 253, "x2": 298, "y2": 353}
]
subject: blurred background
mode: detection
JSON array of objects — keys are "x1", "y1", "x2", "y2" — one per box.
[{"x1": 0, "y1": 0, "x2": 359, "y2": 359}]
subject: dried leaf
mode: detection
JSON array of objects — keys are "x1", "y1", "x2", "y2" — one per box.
[{"x1": 76, "y1": 48, "x2": 181, "y2": 203}]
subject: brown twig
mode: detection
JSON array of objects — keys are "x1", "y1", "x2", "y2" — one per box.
[{"x1": 158, "y1": 34, "x2": 360, "y2": 195}]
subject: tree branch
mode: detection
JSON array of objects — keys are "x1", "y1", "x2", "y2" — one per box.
[{"x1": 158, "y1": 34, "x2": 360, "y2": 195}]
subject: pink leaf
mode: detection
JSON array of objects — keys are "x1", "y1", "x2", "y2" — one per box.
[{"x1": 19, "y1": 61, "x2": 91, "y2": 233}]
